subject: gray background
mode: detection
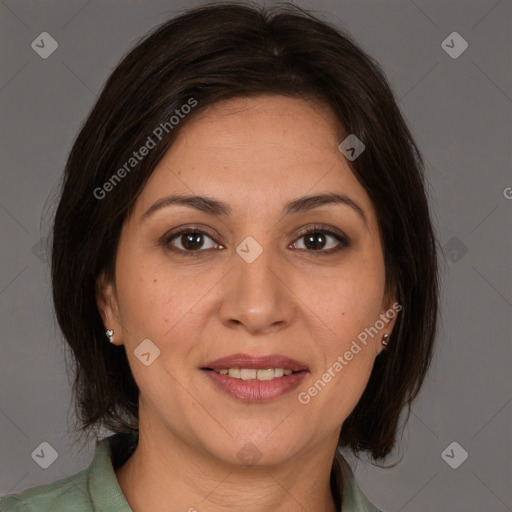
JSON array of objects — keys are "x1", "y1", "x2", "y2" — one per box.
[{"x1": 0, "y1": 0, "x2": 511, "y2": 510}]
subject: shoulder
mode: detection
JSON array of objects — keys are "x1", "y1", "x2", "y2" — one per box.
[
  {"x1": 335, "y1": 450, "x2": 384, "y2": 512},
  {"x1": 0, "y1": 469, "x2": 91, "y2": 511},
  {"x1": 0, "y1": 432, "x2": 137, "y2": 512}
]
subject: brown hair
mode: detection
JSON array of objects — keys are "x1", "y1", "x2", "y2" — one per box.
[{"x1": 52, "y1": 0, "x2": 439, "y2": 461}]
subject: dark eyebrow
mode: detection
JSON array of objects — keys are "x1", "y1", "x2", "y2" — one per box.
[
  {"x1": 141, "y1": 192, "x2": 367, "y2": 226},
  {"x1": 283, "y1": 193, "x2": 367, "y2": 225},
  {"x1": 141, "y1": 194, "x2": 231, "y2": 220}
]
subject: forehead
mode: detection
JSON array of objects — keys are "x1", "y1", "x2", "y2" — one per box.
[
  {"x1": 169, "y1": 95, "x2": 342, "y2": 166},
  {"x1": 133, "y1": 95, "x2": 376, "y2": 224}
]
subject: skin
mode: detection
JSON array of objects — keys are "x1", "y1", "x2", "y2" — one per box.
[{"x1": 97, "y1": 95, "x2": 397, "y2": 512}]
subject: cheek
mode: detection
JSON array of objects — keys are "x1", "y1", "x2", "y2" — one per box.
[
  {"x1": 114, "y1": 246, "x2": 217, "y2": 357},
  {"x1": 300, "y1": 251, "x2": 385, "y2": 408},
  {"x1": 113, "y1": 263, "x2": 200, "y2": 393},
  {"x1": 116, "y1": 270, "x2": 186, "y2": 338},
  {"x1": 305, "y1": 280, "x2": 381, "y2": 417},
  {"x1": 308, "y1": 255, "x2": 385, "y2": 342}
]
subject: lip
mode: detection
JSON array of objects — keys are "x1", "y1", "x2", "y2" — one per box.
[
  {"x1": 201, "y1": 353, "x2": 309, "y2": 403},
  {"x1": 202, "y1": 368, "x2": 308, "y2": 402},
  {"x1": 201, "y1": 353, "x2": 309, "y2": 372}
]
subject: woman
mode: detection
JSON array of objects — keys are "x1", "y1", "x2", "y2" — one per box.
[{"x1": 0, "y1": 2, "x2": 439, "y2": 510}]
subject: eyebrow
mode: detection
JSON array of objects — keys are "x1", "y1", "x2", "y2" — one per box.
[{"x1": 141, "y1": 192, "x2": 367, "y2": 226}]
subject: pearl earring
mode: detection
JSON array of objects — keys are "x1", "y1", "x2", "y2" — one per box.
[{"x1": 106, "y1": 329, "x2": 114, "y2": 344}]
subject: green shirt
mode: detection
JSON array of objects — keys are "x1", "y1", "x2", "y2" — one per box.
[{"x1": 0, "y1": 433, "x2": 382, "y2": 511}]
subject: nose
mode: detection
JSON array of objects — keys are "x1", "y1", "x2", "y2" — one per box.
[{"x1": 218, "y1": 242, "x2": 295, "y2": 335}]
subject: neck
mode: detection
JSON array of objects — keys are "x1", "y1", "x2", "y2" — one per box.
[{"x1": 115, "y1": 415, "x2": 340, "y2": 512}]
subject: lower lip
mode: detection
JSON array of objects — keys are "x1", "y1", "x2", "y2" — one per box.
[{"x1": 202, "y1": 369, "x2": 308, "y2": 402}]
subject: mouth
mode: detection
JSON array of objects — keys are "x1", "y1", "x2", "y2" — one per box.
[
  {"x1": 200, "y1": 353, "x2": 309, "y2": 402},
  {"x1": 201, "y1": 353, "x2": 309, "y2": 373},
  {"x1": 201, "y1": 367, "x2": 304, "y2": 381}
]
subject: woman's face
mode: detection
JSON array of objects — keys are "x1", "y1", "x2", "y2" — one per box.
[{"x1": 98, "y1": 95, "x2": 397, "y2": 467}]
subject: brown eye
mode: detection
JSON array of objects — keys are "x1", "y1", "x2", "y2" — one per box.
[
  {"x1": 164, "y1": 229, "x2": 221, "y2": 256},
  {"x1": 292, "y1": 226, "x2": 349, "y2": 253}
]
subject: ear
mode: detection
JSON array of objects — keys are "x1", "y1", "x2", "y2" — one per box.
[
  {"x1": 96, "y1": 270, "x2": 123, "y2": 345},
  {"x1": 376, "y1": 285, "x2": 401, "y2": 355}
]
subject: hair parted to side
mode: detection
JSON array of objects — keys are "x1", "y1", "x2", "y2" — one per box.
[{"x1": 51, "y1": 1, "x2": 439, "y2": 461}]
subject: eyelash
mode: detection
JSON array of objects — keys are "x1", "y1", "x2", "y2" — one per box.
[{"x1": 162, "y1": 224, "x2": 350, "y2": 257}]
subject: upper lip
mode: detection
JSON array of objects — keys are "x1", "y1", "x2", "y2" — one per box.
[{"x1": 202, "y1": 353, "x2": 309, "y2": 372}]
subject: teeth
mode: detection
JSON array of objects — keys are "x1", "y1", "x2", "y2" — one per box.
[
  {"x1": 214, "y1": 368, "x2": 295, "y2": 381},
  {"x1": 228, "y1": 368, "x2": 241, "y2": 378},
  {"x1": 241, "y1": 369, "x2": 257, "y2": 380}
]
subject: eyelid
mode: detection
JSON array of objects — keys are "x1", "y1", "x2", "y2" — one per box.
[
  {"x1": 162, "y1": 223, "x2": 350, "y2": 255},
  {"x1": 294, "y1": 224, "x2": 348, "y2": 243},
  {"x1": 160, "y1": 224, "x2": 223, "y2": 252},
  {"x1": 291, "y1": 224, "x2": 350, "y2": 252},
  {"x1": 163, "y1": 223, "x2": 218, "y2": 241}
]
